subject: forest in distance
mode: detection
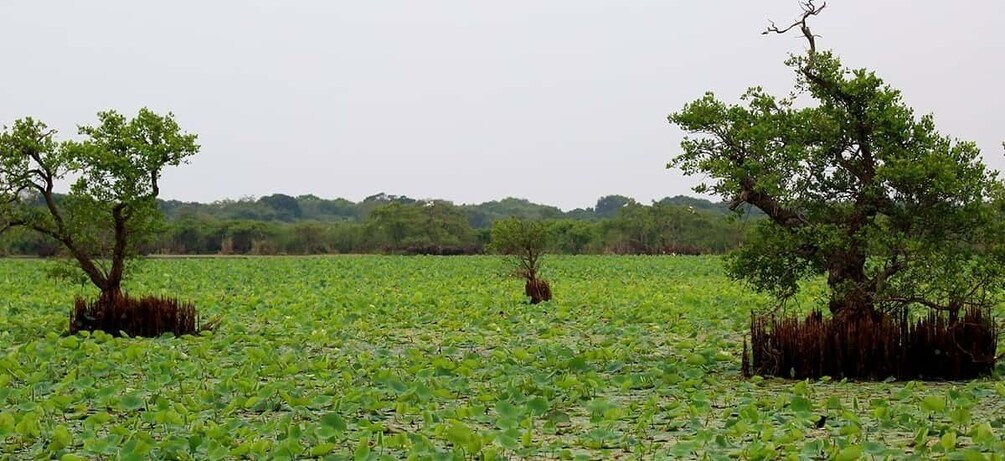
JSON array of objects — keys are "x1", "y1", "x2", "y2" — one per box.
[{"x1": 0, "y1": 192, "x2": 750, "y2": 257}]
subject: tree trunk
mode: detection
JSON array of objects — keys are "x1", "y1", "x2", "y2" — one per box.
[
  {"x1": 70, "y1": 251, "x2": 120, "y2": 301},
  {"x1": 104, "y1": 204, "x2": 128, "y2": 299},
  {"x1": 100, "y1": 277, "x2": 123, "y2": 301},
  {"x1": 826, "y1": 249, "x2": 876, "y2": 321}
]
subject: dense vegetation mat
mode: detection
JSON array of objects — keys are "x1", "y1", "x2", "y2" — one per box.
[{"x1": 1, "y1": 256, "x2": 1003, "y2": 459}]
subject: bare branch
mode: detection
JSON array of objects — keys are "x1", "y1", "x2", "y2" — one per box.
[
  {"x1": 763, "y1": 1, "x2": 827, "y2": 53},
  {"x1": 34, "y1": 128, "x2": 56, "y2": 143}
]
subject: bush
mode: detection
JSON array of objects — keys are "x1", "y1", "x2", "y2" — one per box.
[
  {"x1": 490, "y1": 218, "x2": 554, "y2": 304},
  {"x1": 70, "y1": 293, "x2": 217, "y2": 338}
]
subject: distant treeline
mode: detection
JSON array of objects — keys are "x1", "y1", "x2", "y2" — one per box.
[{"x1": 0, "y1": 193, "x2": 756, "y2": 256}]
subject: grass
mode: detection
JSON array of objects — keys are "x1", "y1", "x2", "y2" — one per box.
[{"x1": 0, "y1": 255, "x2": 1003, "y2": 460}]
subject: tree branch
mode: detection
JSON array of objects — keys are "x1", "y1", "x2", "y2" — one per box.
[
  {"x1": 705, "y1": 122, "x2": 808, "y2": 228},
  {"x1": 22, "y1": 147, "x2": 71, "y2": 236},
  {"x1": 0, "y1": 220, "x2": 26, "y2": 235},
  {"x1": 879, "y1": 294, "x2": 989, "y2": 313},
  {"x1": 879, "y1": 296, "x2": 956, "y2": 312},
  {"x1": 764, "y1": 1, "x2": 855, "y2": 110},
  {"x1": 762, "y1": 1, "x2": 826, "y2": 54},
  {"x1": 731, "y1": 178, "x2": 808, "y2": 228},
  {"x1": 765, "y1": 1, "x2": 886, "y2": 234},
  {"x1": 107, "y1": 203, "x2": 129, "y2": 292},
  {"x1": 27, "y1": 223, "x2": 62, "y2": 242},
  {"x1": 22, "y1": 144, "x2": 110, "y2": 290},
  {"x1": 25, "y1": 168, "x2": 47, "y2": 181},
  {"x1": 871, "y1": 253, "x2": 906, "y2": 294},
  {"x1": 150, "y1": 168, "x2": 161, "y2": 198}
]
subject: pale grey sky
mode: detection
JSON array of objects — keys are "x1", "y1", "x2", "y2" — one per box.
[{"x1": 2, "y1": 1, "x2": 1002, "y2": 210}]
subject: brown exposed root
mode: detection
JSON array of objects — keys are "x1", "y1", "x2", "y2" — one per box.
[
  {"x1": 744, "y1": 307, "x2": 998, "y2": 380},
  {"x1": 525, "y1": 279, "x2": 552, "y2": 304},
  {"x1": 70, "y1": 292, "x2": 214, "y2": 338}
]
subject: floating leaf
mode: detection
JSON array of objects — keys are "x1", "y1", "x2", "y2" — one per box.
[
  {"x1": 790, "y1": 395, "x2": 813, "y2": 413},
  {"x1": 119, "y1": 393, "x2": 145, "y2": 411},
  {"x1": 526, "y1": 397, "x2": 549, "y2": 416},
  {"x1": 834, "y1": 445, "x2": 862, "y2": 461},
  {"x1": 921, "y1": 395, "x2": 947, "y2": 413},
  {"x1": 49, "y1": 424, "x2": 73, "y2": 451},
  {"x1": 320, "y1": 413, "x2": 347, "y2": 433}
]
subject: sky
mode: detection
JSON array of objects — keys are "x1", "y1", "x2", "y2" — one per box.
[{"x1": 1, "y1": 1, "x2": 1002, "y2": 211}]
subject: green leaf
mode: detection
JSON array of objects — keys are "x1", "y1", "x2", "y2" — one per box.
[
  {"x1": 119, "y1": 393, "x2": 145, "y2": 411},
  {"x1": 353, "y1": 436, "x2": 371, "y2": 461},
  {"x1": 310, "y1": 442, "x2": 336, "y2": 457},
  {"x1": 971, "y1": 422, "x2": 995, "y2": 446},
  {"x1": 320, "y1": 413, "x2": 347, "y2": 433},
  {"x1": 15, "y1": 411, "x2": 40, "y2": 438},
  {"x1": 670, "y1": 441, "x2": 696, "y2": 457},
  {"x1": 800, "y1": 440, "x2": 823, "y2": 456},
  {"x1": 50, "y1": 424, "x2": 73, "y2": 451},
  {"x1": 914, "y1": 427, "x2": 930, "y2": 447},
  {"x1": 789, "y1": 395, "x2": 813, "y2": 413},
  {"x1": 961, "y1": 449, "x2": 989, "y2": 461},
  {"x1": 834, "y1": 445, "x2": 862, "y2": 461},
  {"x1": 526, "y1": 397, "x2": 549, "y2": 416},
  {"x1": 861, "y1": 441, "x2": 886, "y2": 455},
  {"x1": 494, "y1": 429, "x2": 519, "y2": 450},
  {"x1": 920, "y1": 395, "x2": 947, "y2": 413},
  {"x1": 939, "y1": 431, "x2": 957, "y2": 451},
  {"x1": 496, "y1": 400, "x2": 519, "y2": 419},
  {"x1": 445, "y1": 421, "x2": 482, "y2": 452},
  {"x1": 0, "y1": 411, "x2": 14, "y2": 436}
]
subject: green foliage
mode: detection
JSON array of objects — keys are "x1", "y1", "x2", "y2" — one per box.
[
  {"x1": 547, "y1": 220, "x2": 597, "y2": 254},
  {"x1": 257, "y1": 194, "x2": 302, "y2": 221},
  {"x1": 155, "y1": 193, "x2": 743, "y2": 227},
  {"x1": 593, "y1": 195, "x2": 633, "y2": 219},
  {"x1": 0, "y1": 108, "x2": 198, "y2": 294},
  {"x1": 668, "y1": 16, "x2": 1005, "y2": 316},
  {"x1": 489, "y1": 218, "x2": 550, "y2": 256},
  {"x1": 489, "y1": 218, "x2": 550, "y2": 281},
  {"x1": 1, "y1": 256, "x2": 1003, "y2": 459},
  {"x1": 464, "y1": 197, "x2": 565, "y2": 228},
  {"x1": 602, "y1": 200, "x2": 745, "y2": 255},
  {"x1": 1, "y1": 194, "x2": 747, "y2": 257},
  {"x1": 364, "y1": 200, "x2": 476, "y2": 253},
  {"x1": 60, "y1": 110, "x2": 197, "y2": 262}
]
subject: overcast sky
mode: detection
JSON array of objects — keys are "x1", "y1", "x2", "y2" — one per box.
[{"x1": 2, "y1": 1, "x2": 1002, "y2": 210}]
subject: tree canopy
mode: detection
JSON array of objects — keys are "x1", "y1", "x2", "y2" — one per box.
[
  {"x1": 489, "y1": 218, "x2": 554, "y2": 303},
  {"x1": 0, "y1": 108, "x2": 199, "y2": 296},
  {"x1": 489, "y1": 218, "x2": 550, "y2": 280},
  {"x1": 668, "y1": 2, "x2": 1005, "y2": 319}
]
